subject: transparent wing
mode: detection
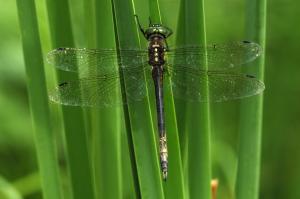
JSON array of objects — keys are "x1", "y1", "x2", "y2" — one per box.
[
  {"x1": 47, "y1": 41, "x2": 264, "y2": 106},
  {"x1": 166, "y1": 41, "x2": 262, "y2": 70},
  {"x1": 165, "y1": 65, "x2": 265, "y2": 102},
  {"x1": 46, "y1": 48, "x2": 148, "y2": 77},
  {"x1": 49, "y1": 67, "x2": 151, "y2": 107}
]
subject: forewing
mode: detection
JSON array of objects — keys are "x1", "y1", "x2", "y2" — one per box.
[
  {"x1": 47, "y1": 48, "x2": 148, "y2": 77},
  {"x1": 166, "y1": 41, "x2": 262, "y2": 70}
]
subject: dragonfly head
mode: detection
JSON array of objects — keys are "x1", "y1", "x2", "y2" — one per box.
[
  {"x1": 134, "y1": 15, "x2": 173, "y2": 39},
  {"x1": 144, "y1": 24, "x2": 173, "y2": 40}
]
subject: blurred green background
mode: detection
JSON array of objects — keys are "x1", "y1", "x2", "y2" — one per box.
[{"x1": 0, "y1": 0, "x2": 299, "y2": 198}]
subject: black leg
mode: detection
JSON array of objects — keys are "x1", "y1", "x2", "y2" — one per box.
[
  {"x1": 148, "y1": 16, "x2": 152, "y2": 26},
  {"x1": 134, "y1": 15, "x2": 145, "y2": 35},
  {"x1": 165, "y1": 40, "x2": 170, "y2": 51}
]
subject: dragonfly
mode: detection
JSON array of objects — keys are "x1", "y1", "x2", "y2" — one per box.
[{"x1": 47, "y1": 16, "x2": 265, "y2": 180}]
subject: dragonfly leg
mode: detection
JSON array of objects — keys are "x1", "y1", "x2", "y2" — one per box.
[
  {"x1": 165, "y1": 40, "x2": 170, "y2": 51},
  {"x1": 134, "y1": 15, "x2": 145, "y2": 35},
  {"x1": 149, "y1": 16, "x2": 152, "y2": 26}
]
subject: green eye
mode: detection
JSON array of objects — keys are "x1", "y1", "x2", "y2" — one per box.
[{"x1": 143, "y1": 24, "x2": 173, "y2": 39}]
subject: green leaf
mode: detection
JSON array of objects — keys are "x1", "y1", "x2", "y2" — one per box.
[
  {"x1": 0, "y1": 176, "x2": 22, "y2": 199},
  {"x1": 176, "y1": 0, "x2": 212, "y2": 198},
  {"x1": 147, "y1": 0, "x2": 186, "y2": 198},
  {"x1": 12, "y1": 172, "x2": 41, "y2": 197},
  {"x1": 16, "y1": 0, "x2": 63, "y2": 198},
  {"x1": 235, "y1": 0, "x2": 267, "y2": 198},
  {"x1": 90, "y1": 0, "x2": 123, "y2": 198},
  {"x1": 46, "y1": 0, "x2": 95, "y2": 198},
  {"x1": 112, "y1": 0, "x2": 165, "y2": 198}
]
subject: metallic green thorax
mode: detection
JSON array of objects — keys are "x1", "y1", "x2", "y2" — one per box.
[{"x1": 143, "y1": 24, "x2": 173, "y2": 39}]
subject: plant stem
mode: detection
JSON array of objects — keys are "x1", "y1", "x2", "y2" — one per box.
[
  {"x1": 16, "y1": 0, "x2": 63, "y2": 198},
  {"x1": 46, "y1": 0, "x2": 95, "y2": 198},
  {"x1": 112, "y1": 0, "x2": 165, "y2": 197},
  {"x1": 176, "y1": 0, "x2": 212, "y2": 198},
  {"x1": 13, "y1": 172, "x2": 40, "y2": 197},
  {"x1": 235, "y1": 0, "x2": 267, "y2": 198},
  {"x1": 148, "y1": 0, "x2": 186, "y2": 198},
  {"x1": 91, "y1": 0, "x2": 123, "y2": 198}
]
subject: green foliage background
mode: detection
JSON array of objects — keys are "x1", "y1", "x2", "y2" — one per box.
[{"x1": 0, "y1": 0, "x2": 298, "y2": 198}]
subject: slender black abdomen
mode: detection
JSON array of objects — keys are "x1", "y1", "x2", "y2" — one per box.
[
  {"x1": 149, "y1": 35, "x2": 168, "y2": 179},
  {"x1": 152, "y1": 66, "x2": 168, "y2": 179}
]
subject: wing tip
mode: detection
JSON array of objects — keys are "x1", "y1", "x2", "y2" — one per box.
[
  {"x1": 242, "y1": 41, "x2": 263, "y2": 58},
  {"x1": 46, "y1": 47, "x2": 69, "y2": 65}
]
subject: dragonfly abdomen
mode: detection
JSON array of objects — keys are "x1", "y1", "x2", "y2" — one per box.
[
  {"x1": 151, "y1": 65, "x2": 168, "y2": 179},
  {"x1": 149, "y1": 34, "x2": 169, "y2": 179}
]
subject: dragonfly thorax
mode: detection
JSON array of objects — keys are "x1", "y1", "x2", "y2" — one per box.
[{"x1": 148, "y1": 35, "x2": 166, "y2": 66}]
